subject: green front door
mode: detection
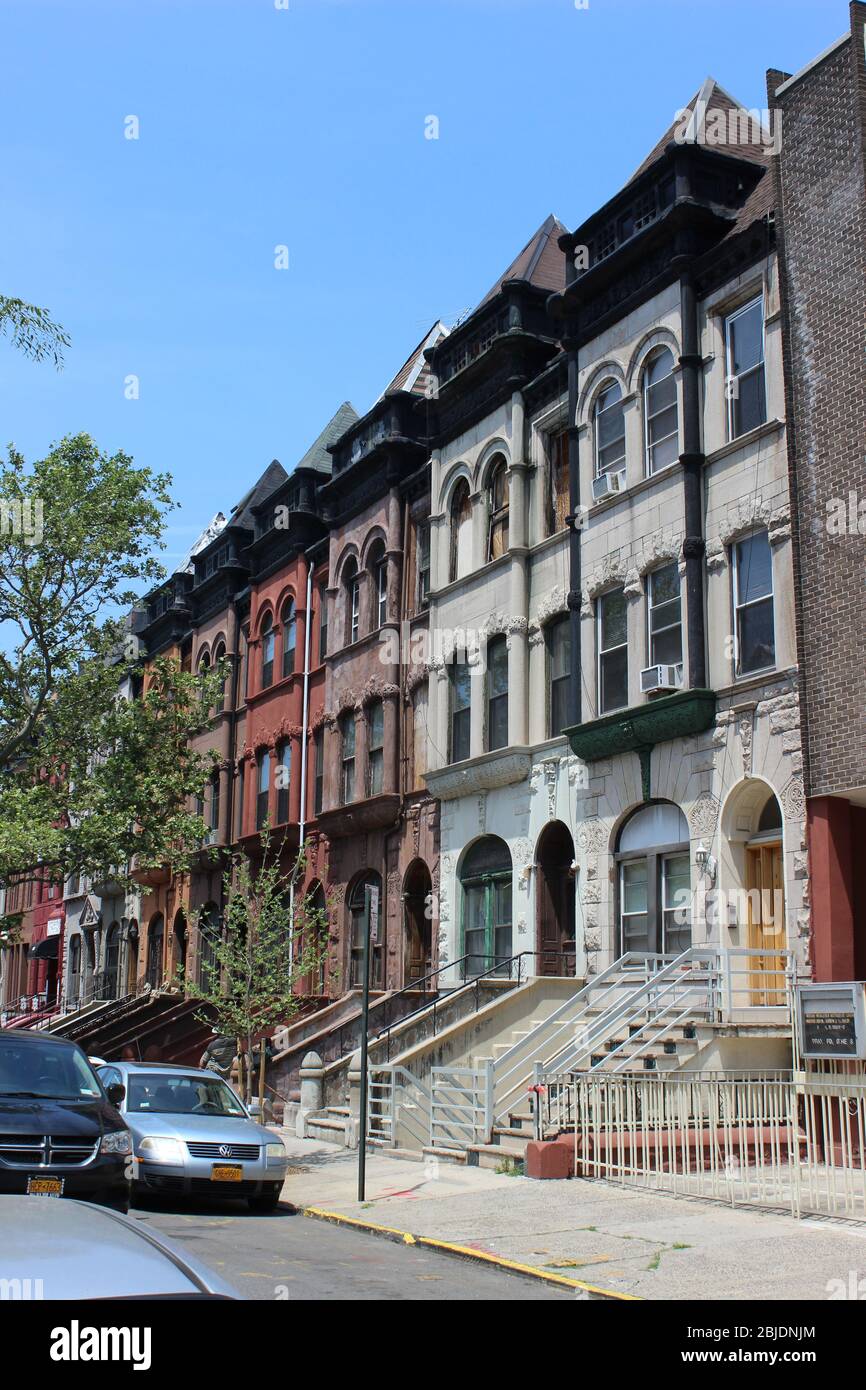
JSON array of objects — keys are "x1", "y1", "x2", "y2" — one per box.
[{"x1": 461, "y1": 871, "x2": 512, "y2": 978}]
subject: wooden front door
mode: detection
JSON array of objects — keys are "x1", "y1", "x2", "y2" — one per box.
[
  {"x1": 745, "y1": 842, "x2": 785, "y2": 1005},
  {"x1": 537, "y1": 827, "x2": 576, "y2": 975}
]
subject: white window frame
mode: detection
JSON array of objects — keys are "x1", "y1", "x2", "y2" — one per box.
[
  {"x1": 597, "y1": 587, "x2": 628, "y2": 714},
  {"x1": 643, "y1": 348, "x2": 679, "y2": 476},
  {"x1": 376, "y1": 559, "x2": 388, "y2": 629},
  {"x1": 646, "y1": 564, "x2": 683, "y2": 670},
  {"x1": 724, "y1": 294, "x2": 766, "y2": 441},
  {"x1": 731, "y1": 527, "x2": 775, "y2": 677}
]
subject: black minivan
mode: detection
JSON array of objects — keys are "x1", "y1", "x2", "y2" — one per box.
[{"x1": 0, "y1": 1031, "x2": 132, "y2": 1211}]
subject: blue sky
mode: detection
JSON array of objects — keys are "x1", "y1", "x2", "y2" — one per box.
[{"x1": 1, "y1": 0, "x2": 838, "y2": 572}]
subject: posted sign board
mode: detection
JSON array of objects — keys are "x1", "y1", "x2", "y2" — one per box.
[{"x1": 797, "y1": 982, "x2": 866, "y2": 1060}]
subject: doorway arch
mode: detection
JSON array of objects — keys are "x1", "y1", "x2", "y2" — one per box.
[
  {"x1": 459, "y1": 837, "x2": 512, "y2": 978},
  {"x1": 535, "y1": 822, "x2": 576, "y2": 976},
  {"x1": 721, "y1": 780, "x2": 786, "y2": 1005},
  {"x1": 403, "y1": 860, "x2": 433, "y2": 985},
  {"x1": 615, "y1": 801, "x2": 691, "y2": 957}
]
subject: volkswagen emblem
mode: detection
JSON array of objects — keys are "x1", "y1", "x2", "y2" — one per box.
[{"x1": 219, "y1": 1144, "x2": 232, "y2": 1158}]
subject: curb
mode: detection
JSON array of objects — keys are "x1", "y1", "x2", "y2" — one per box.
[{"x1": 301, "y1": 1204, "x2": 640, "y2": 1300}]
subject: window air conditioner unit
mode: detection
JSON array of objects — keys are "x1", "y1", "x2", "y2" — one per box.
[
  {"x1": 591, "y1": 469, "x2": 625, "y2": 502},
  {"x1": 640, "y1": 663, "x2": 683, "y2": 695}
]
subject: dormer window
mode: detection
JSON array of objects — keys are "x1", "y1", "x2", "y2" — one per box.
[
  {"x1": 594, "y1": 382, "x2": 626, "y2": 477},
  {"x1": 486, "y1": 456, "x2": 509, "y2": 561}
]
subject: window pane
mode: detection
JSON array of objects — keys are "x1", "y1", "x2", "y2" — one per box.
[
  {"x1": 488, "y1": 639, "x2": 508, "y2": 697},
  {"x1": 738, "y1": 597, "x2": 775, "y2": 673},
  {"x1": 600, "y1": 590, "x2": 627, "y2": 649},
  {"x1": 369, "y1": 701, "x2": 384, "y2": 747},
  {"x1": 735, "y1": 531, "x2": 772, "y2": 603},
  {"x1": 549, "y1": 618, "x2": 570, "y2": 680},
  {"x1": 729, "y1": 301, "x2": 763, "y2": 375},
  {"x1": 734, "y1": 367, "x2": 767, "y2": 436},
  {"x1": 601, "y1": 648, "x2": 628, "y2": 712}
]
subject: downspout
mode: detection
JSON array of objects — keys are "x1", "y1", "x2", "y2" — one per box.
[
  {"x1": 561, "y1": 234, "x2": 583, "y2": 732},
  {"x1": 679, "y1": 274, "x2": 707, "y2": 689},
  {"x1": 289, "y1": 554, "x2": 314, "y2": 956}
]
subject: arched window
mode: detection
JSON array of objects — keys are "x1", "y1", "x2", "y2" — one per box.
[
  {"x1": 282, "y1": 599, "x2": 297, "y2": 678},
  {"x1": 757, "y1": 794, "x2": 782, "y2": 835},
  {"x1": 459, "y1": 836, "x2": 512, "y2": 977},
  {"x1": 449, "y1": 479, "x2": 472, "y2": 582},
  {"x1": 616, "y1": 802, "x2": 690, "y2": 957},
  {"x1": 213, "y1": 642, "x2": 226, "y2": 713},
  {"x1": 260, "y1": 612, "x2": 275, "y2": 689},
  {"x1": 594, "y1": 380, "x2": 626, "y2": 477},
  {"x1": 344, "y1": 560, "x2": 360, "y2": 645},
  {"x1": 349, "y1": 872, "x2": 383, "y2": 989},
  {"x1": 367, "y1": 541, "x2": 388, "y2": 630},
  {"x1": 486, "y1": 456, "x2": 509, "y2": 560},
  {"x1": 643, "y1": 347, "x2": 678, "y2": 474}
]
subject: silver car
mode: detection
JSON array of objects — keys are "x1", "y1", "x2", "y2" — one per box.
[
  {"x1": 97, "y1": 1062, "x2": 288, "y2": 1213},
  {"x1": 0, "y1": 1195, "x2": 240, "y2": 1299}
]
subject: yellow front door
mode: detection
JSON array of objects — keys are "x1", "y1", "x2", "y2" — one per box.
[{"x1": 745, "y1": 842, "x2": 786, "y2": 1006}]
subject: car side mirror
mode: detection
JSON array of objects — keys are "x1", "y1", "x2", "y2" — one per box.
[{"x1": 106, "y1": 1083, "x2": 125, "y2": 1107}]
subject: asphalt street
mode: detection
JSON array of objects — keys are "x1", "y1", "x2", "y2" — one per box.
[{"x1": 131, "y1": 1195, "x2": 577, "y2": 1301}]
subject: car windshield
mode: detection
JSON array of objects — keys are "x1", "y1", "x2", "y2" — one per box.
[
  {"x1": 0, "y1": 1037, "x2": 102, "y2": 1101},
  {"x1": 126, "y1": 1073, "x2": 247, "y2": 1117}
]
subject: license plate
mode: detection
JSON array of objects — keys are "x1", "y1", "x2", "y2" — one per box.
[
  {"x1": 211, "y1": 1164, "x2": 243, "y2": 1182},
  {"x1": 27, "y1": 1175, "x2": 64, "y2": 1197}
]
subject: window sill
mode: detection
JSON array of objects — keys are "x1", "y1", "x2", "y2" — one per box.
[{"x1": 706, "y1": 418, "x2": 785, "y2": 466}]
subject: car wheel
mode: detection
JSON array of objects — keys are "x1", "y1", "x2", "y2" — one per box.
[{"x1": 248, "y1": 1187, "x2": 281, "y2": 1214}]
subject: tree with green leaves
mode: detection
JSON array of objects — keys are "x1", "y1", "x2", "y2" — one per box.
[
  {"x1": 184, "y1": 834, "x2": 329, "y2": 1106},
  {"x1": 0, "y1": 296, "x2": 70, "y2": 367},
  {"x1": 0, "y1": 433, "x2": 226, "y2": 884}
]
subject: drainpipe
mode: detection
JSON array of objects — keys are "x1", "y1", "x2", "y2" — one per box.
[
  {"x1": 566, "y1": 341, "x2": 582, "y2": 728},
  {"x1": 679, "y1": 274, "x2": 707, "y2": 689},
  {"x1": 289, "y1": 555, "x2": 314, "y2": 955}
]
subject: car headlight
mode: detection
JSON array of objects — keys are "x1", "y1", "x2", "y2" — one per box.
[
  {"x1": 266, "y1": 1141, "x2": 287, "y2": 1166},
  {"x1": 100, "y1": 1131, "x2": 132, "y2": 1156},
  {"x1": 137, "y1": 1136, "x2": 185, "y2": 1166}
]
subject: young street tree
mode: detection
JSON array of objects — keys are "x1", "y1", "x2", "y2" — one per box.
[
  {"x1": 0, "y1": 433, "x2": 225, "y2": 884},
  {"x1": 184, "y1": 835, "x2": 330, "y2": 1106}
]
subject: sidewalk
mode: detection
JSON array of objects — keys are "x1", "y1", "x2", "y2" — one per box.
[{"x1": 275, "y1": 1131, "x2": 866, "y2": 1300}]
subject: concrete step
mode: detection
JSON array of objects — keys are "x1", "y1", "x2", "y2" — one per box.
[
  {"x1": 467, "y1": 1144, "x2": 526, "y2": 1171},
  {"x1": 422, "y1": 1145, "x2": 469, "y2": 1166}
]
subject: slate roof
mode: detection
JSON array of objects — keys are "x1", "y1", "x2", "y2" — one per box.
[
  {"x1": 294, "y1": 401, "x2": 359, "y2": 474},
  {"x1": 475, "y1": 213, "x2": 570, "y2": 309}
]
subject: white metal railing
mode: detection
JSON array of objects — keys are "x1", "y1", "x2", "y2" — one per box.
[
  {"x1": 555, "y1": 1069, "x2": 866, "y2": 1221},
  {"x1": 430, "y1": 1067, "x2": 488, "y2": 1150},
  {"x1": 367, "y1": 1065, "x2": 431, "y2": 1150}
]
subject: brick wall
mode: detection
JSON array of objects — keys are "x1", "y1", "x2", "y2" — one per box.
[{"x1": 769, "y1": 2, "x2": 866, "y2": 798}]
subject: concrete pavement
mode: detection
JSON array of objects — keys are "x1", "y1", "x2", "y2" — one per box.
[{"x1": 275, "y1": 1131, "x2": 866, "y2": 1301}]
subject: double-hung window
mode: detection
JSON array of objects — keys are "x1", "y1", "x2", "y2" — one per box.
[
  {"x1": 340, "y1": 714, "x2": 356, "y2": 804},
  {"x1": 598, "y1": 588, "x2": 628, "y2": 713},
  {"x1": 725, "y1": 296, "x2": 766, "y2": 439},
  {"x1": 647, "y1": 563, "x2": 683, "y2": 668},
  {"x1": 276, "y1": 740, "x2": 291, "y2": 823},
  {"x1": 547, "y1": 616, "x2": 571, "y2": 736},
  {"x1": 256, "y1": 751, "x2": 270, "y2": 830},
  {"x1": 367, "y1": 701, "x2": 384, "y2": 796},
  {"x1": 732, "y1": 530, "x2": 775, "y2": 675},
  {"x1": 450, "y1": 661, "x2": 471, "y2": 763},
  {"x1": 486, "y1": 637, "x2": 508, "y2": 751}
]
